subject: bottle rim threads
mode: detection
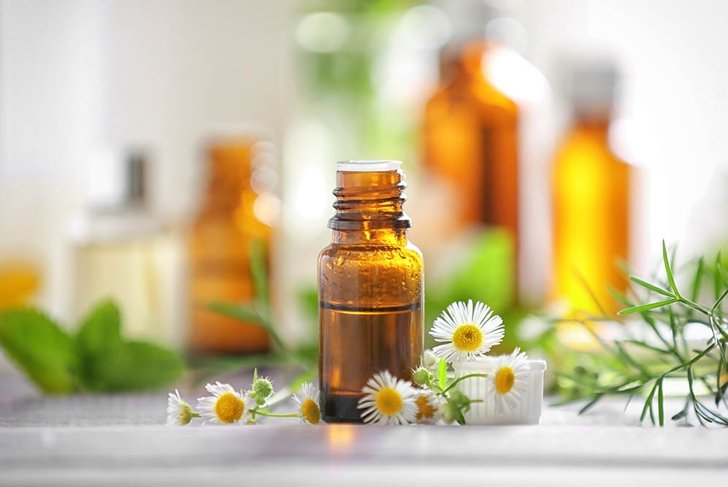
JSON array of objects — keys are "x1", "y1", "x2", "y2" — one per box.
[
  {"x1": 336, "y1": 160, "x2": 402, "y2": 172},
  {"x1": 329, "y1": 165, "x2": 411, "y2": 230}
]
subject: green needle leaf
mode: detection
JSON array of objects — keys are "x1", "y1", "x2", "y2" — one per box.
[
  {"x1": 250, "y1": 240, "x2": 269, "y2": 312},
  {"x1": 208, "y1": 301, "x2": 265, "y2": 325},
  {"x1": 662, "y1": 241, "x2": 680, "y2": 297},
  {"x1": 629, "y1": 276, "x2": 674, "y2": 298},
  {"x1": 618, "y1": 298, "x2": 678, "y2": 315},
  {"x1": 657, "y1": 379, "x2": 665, "y2": 426},
  {"x1": 578, "y1": 394, "x2": 604, "y2": 415},
  {"x1": 640, "y1": 381, "x2": 658, "y2": 424}
]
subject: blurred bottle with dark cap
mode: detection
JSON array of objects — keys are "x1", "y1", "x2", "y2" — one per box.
[{"x1": 69, "y1": 148, "x2": 184, "y2": 348}]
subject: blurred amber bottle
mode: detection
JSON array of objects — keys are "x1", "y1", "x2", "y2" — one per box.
[
  {"x1": 188, "y1": 136, "x2": 274, "y2": 355},
  {"x1": 551, "y1": 59, "x2": 630, "y2": 317},
  {"x1": 423, "y1": 40, "x2": 520, "y2": 279},
  {"x1": 318, "y1": 161, "x2": 424, "y2": 423}
]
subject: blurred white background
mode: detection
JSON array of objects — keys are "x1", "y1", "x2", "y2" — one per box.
[{"x1": 1, "y1": 0, "x2": 727, "y2": 331}]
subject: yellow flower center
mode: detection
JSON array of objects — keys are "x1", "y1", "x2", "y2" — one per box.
[
  {"x1": 375, "y1": 387, "x2": 403, "y2": 417},
  {"x1": 495, "y1": 366, "x2": 515, "y2": 395},
  {"x1": 300, "y1": 398, "x2": 321, "y2": 424},
  {"x1": 452, "y1": 323, "x2": 483, "y2": 352},
  {"x1": 415, "y1": 395, "x2": 436, "y2": 421},
  {"x1": 215, "y1": 392, "x2": 244, "y2": 423}
]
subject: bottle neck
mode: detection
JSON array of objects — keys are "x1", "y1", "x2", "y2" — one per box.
[
  {"x1": 200, "y1": 144, "x2": 252, "y2": 213},
  {"x1": 328, "y1": 169, "x2": 411, "y2": 246},
  {"x1": 572, "y1": 115, "x2": 611, "y2": 140}
]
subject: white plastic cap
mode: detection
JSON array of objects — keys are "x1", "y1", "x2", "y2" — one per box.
[{"x1": 336, "y1": 160, "x2": 402, "y2": 172}]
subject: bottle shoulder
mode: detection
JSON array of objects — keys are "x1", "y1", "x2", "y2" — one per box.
[
  {"x1": 319, "y1": 241, "x2": 423, "y2": 266},
  {"x1": 554, "y1": 130, "x2": 630, "y2": 170}
]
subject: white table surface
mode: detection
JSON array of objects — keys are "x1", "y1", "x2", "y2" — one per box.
[{"x1": 1, "y1": 369, "x2": 727, "y2": 486}]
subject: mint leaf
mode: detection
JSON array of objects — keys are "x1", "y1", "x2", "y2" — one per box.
[
  {"x1": 75, "y1": 300, "x2": 124, "y2": 391},
  {"x1": 87, "y1": 341, "x2": 184, "y2": 391},
  {"x1": 0, "y1": 309, "x2": 78, "y2": 394},
  {"x1": 76, "y1": 300, "x2": 123, "y2": 351}
]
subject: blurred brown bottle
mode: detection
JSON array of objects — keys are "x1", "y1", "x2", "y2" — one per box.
[
  {"x1": 551, "y1": 58, "x2": 631, "y2": 317},
  {"x1": 188, "y1": 135, "x2": 275, "y2": 355},
  {"x1": 423, "y1": 3, "x2": 520, "y2": 289}
]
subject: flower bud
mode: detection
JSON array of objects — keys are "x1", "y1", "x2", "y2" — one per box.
[
  {"x1": 423, "y1": 349, "x2": 439, "y2": 369},
  {"x1": 252, "y1": 377, "x2": 274, "y2": 402},
  {"x1": 412, "y1": 366, "x2": 433, "y2": 387}
]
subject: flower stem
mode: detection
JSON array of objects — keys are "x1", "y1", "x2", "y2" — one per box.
[
  {"x1": 442, "y1": 373, "x2": 489, "y2": 394},
  {"x1": 253, "y1": 409, "x2": 299, "y2": 419}
]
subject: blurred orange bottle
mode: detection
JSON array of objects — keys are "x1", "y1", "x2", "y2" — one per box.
[
  {"x1": 551, "y1": 59, "x2": 630, "y2": 317},
  {"x1": 423, "y1": 39, "x2": 519, "y2": 282},
  {"x1": 188, "y1": 135, "x2": 275, "y2": 355}
]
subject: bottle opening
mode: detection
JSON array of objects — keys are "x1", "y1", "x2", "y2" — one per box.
[{"x1": 336, "y1": 160, "x2": 402, "y2": 172}]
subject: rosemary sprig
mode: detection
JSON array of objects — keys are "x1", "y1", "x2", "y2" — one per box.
[{"x1": 562, "y1": 241, "x2": 728, "y2": 426}]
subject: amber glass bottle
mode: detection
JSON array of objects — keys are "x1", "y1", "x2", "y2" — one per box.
[
  {"x1": 318, "y1": 160, "x2": 424, "y2": 423},
  {"x1": 423, "y1": 41, "x2": 519, "y2": 275},
  {"x1": 188, "y1": 137, "x2": 271, "y2": 355},
  {"x1": 551, "y1": 61, "x2": 630, "y2": 318}
]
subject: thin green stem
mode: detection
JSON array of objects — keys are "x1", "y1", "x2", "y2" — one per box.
[
  {"x1": 253, "y1": 410, "x2": 299, "y2": 419},
  {"x1": 443, "y1": 373, "x2": 489, "y2": 394}
]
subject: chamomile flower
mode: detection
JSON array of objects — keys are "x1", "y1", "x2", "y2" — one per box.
[
  {"x1": 293, "y1": 382, "x2": 321, "y2": 424},
  {"x1": 489, "y1": 348, "x2": 530, "y2": 414},
  {"x1": 197, "y1": 382, "x2": 249, "y2": 424},
  {"x1": 414, "y1": 390, "x2": 443, "y2": 424},
  {"x1": 358, "y1": 371, "x2": 417, "y2": 425},
  {"x1": 166, "y1": 389, "x2": 196, "y2": 426},
  {"x1": 430, "y1": 300, "x2": 504, "y2": 363}
]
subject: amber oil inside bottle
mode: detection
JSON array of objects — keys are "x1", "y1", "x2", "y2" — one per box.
[
  {"x1": 551, "y1": 60, "x2": 630, "y2": 324},
  {"x1": 552, "y1": 115, "x2": 630, "y2": 318},
  {"x1": 318, "y1": 161, "x2": 424, "y2": 423}
]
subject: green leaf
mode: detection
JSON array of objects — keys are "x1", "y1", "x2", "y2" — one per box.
[
  {"x1": 578, "y1": 394, "x2": 603, "y2": 415},
  {"x1": 662, "y1": 241, "x2": 680, "y2": 296},
  {"x1": 75, "y1": 301, "x2": 124, "y2": 390},
  {"x1": 84, "y1": 340, "x2": 184, "y2": 392},
  {"x1": 208, "y1": 301, "x2": 265, "y2": 325},
  {"x1": 250, "y1": 240, "x2": 269, "y2": 312},
  {"x1": 622, "y1": 340, "x2": 672, "y2": 356},
  {"x1": 437, "y1": 358, "x2": 447, "y2": 390},
  {"x1": 629, "y1": 276, "x2": 674, "y2": 298},
  {"x1": 657, "y1": 378, "x2": 665, "y2": 426},
  {"x1": 0, "y1": 308, "x2": 78, "y2": 394},
  {"x1": 671, "y1": 408, "x2": 687, "y2": 421},
  {"x1": 640, "y1": 381, "x2": 658, "y2": 424},
  {"x1": 426, "y1": 230, "x2": 514, "y2": 329},
  {"x1": 76, "y1": 300, "x2": 122, "y2": 350},
  {"x1": 618, "y1": 298, "x2": 678, "y2": 315}
]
